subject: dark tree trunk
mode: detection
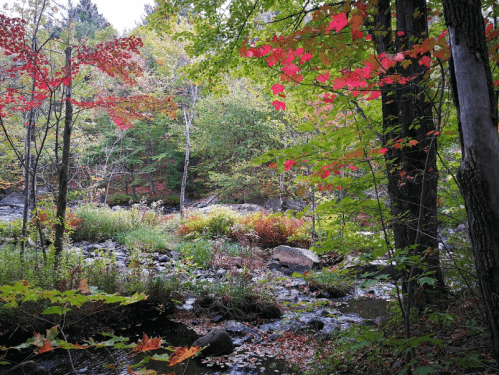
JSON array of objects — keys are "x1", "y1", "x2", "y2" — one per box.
[
  {"x1": 442, "y1": 0, "x2": 499, "y2": 361},
  {"x1": 376, "y1": 0, "x2": 444, "y2": 301},
  {"x1": 54, "y1": 47, "x2": 73, "y2": 265}
]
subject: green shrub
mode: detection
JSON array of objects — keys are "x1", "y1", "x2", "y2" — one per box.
[
  {"x1": 0, "y1": 219, "x2": 22, "y2": 239},
  {"x1": 303, "y1": 269, "x2": 355, "y2": 298},
  {"x1": 196, "y1": 273, "x2": 281, "y2": 320},
  {"x1": 72, "y1": 205, "x2": 139, "y2": 242},
  {"x1": 178, "y1": 207, "x2": 311, "y2": 248},
  {"x1": 107, "y1": 193, "x2": 137, "y2": 206},
  {"x1": 175, "y1": 240, "x2": 213, "y2": 268},
  {"x1": 117, "y1": 226, "x2": 171, "y2": 252}
]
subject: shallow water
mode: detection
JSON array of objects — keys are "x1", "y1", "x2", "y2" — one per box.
[{"x1": 0, "y1": 320, "x2": 300, "y2": 375}]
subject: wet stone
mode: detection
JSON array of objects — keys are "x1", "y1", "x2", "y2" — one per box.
[{"x1": 212, "y1": 314, "x2": 224, "y2": 323}]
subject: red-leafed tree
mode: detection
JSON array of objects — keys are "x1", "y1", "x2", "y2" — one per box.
[
  {"x1": 0, "y1": 5, "x2": 176, "y2": 263},
  {"x1": 151, "y1": 0, "x2": 499, "y2": 364}
]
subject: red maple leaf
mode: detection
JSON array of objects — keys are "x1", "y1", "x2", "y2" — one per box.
[
  {"x1": 282, "y1": 64, "x2": 300, "y2": 76},
  {"x1": 284, "y1": 159, "x2": 296, "y2": 171},
  {"x1": 419, "y1": 55, "x2": 432, "y2": 68},
  {"x1": 317, "y1": 71, "x2": 329, "y2": 83},
  {"x1": 271, "y1": 84, "x2": 285, "y2": 95},
  {"x1": 133, "y1": 333, "x2": 163, "y2": 352},
  {"x1": 327, "y1": 13, "x2": 348, "y2": 33},
  {"x1": 272, "y1": 100, "x2": 286, "y2": 111},
  {"x1": 300, "y1": 53, "x2": 313, "y2": 64}
]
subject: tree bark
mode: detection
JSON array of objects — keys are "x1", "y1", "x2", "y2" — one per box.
[
  {"x1": 54, "y1": 47, "x2": 73, "y2": 265},
  {"x1": 375, "y1": 0, "x2": 445, "y2": 301},
  {"x1": 442, "y1": 0, "x2": 499, "y2": 361}
]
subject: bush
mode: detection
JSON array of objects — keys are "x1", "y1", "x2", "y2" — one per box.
[
  {"x1": 175, "y1": 240, "x2": 213, "y2": 268},
  {"x1": 196, "y1": 273, "x2": 281, "y2": 320},
  {"x1": 0, "y1": 219, "x2": 22, "y2": 239},
  {"x1": 72, "y1": 205, "x2": 173, "y2": 252},
  {"x1": 117, "y1": 226, "x2": 170, "y2": 252},
  {"x1": 303, "y1": 268, "x2": 355, "y2": 298},
  {"x1": 178, "y1": 207, "x2": 311, "y2": 248},
  {"x1": 107, "y1": 193, "x2": 137, "y2": 206}
]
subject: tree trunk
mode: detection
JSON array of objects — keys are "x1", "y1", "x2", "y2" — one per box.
[
  {"x1": 376, "y1": 0, "x2": 444, "y2": 302},
  {"x1": 180, "y1": 84, "x2": 198, "y2": 217},
  {"x1": 180, "y1": 109, "x2": 191, "y2": 217},
  {"x1": 442, "y1": 0, "x2": 499, "y2": 361},
  {"x1": 54, "y1": 47, "x2": 73, "y2": 265}
]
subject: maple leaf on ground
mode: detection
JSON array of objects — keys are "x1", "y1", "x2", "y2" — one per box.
[
  {"x1": 272, "y1": 100, "x2": 286, "y2": 111},
  {"x1": 133, "y1": 333, "x2": 163, "y2": 352},
  {"x1": 327, "y1": 13, "x2": 348, "y2": 33},
  {"x1": 168, "y1": 346, "x2": 200, "y2": 367}
]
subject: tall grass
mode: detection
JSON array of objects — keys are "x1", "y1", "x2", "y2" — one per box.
[{"x1": 72, "y1": 205, "x2": 176, "y2": 252}]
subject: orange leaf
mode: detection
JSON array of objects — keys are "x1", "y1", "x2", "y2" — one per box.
[
  {"x1": 409, "y1": 139, "x2": 418, "y2": 146},
  {"x1": 168, "y1": 346, "x2": 200, "y2": 367},
  {"x1": 133, "y1": 333, "x2": 163, "y2": 352},
  {"x1": 78, "y1": 278, "x2": 91, "y2": 294},
  {"x1": 36, "y1": 339, "x2": 54, "y2": 354}
]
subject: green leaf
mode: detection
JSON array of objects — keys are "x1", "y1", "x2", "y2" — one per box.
[
  {"x1": 419, "y1": 277, "x2": 437, "y2": 286},
  {"x1": 413, "y1": 366, "x2": 438, "y2": 374},
  {"x1": 42, "y1": 306, "x2": 67, "y2": 315},
  {"x1": 152, "y1": 353, "x2": 170, "y2": 361}
]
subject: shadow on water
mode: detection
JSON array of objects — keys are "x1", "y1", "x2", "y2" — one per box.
[
  {"x1": 1, "y1": 320, "x2": 300, "y2": 375},
  {"x1": 337, "y1": 297, "x2": 390, "y2": 320}
]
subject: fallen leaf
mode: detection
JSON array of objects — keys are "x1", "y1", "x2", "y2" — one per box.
[
  {"x1": 168, "y1": 346, "x2": 200, "y2": 366},
  {"x1": 133, "y1": 333, "x2": 163, "y2": 352}
]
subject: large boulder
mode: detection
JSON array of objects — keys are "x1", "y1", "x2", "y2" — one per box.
[
  {"x1": 191, "y1": 328, "x2": 234, "y2": 356},
  {"x1": 5, "y1": 361, "x2": 50, "y2": 375},
  {"x1": 272, "y1": 245, "x2": 320, "y2": 270}
]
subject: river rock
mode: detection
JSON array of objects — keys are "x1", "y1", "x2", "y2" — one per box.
[
  {"x1": 191, "y1": 328, "x2": 234, "y2": 356},
  {"x1": 272, "y1": 245, "x2": 320, "y2": 269},
  {"x1": 5, "y1": 361, "x2": 50, "y2": 375}
]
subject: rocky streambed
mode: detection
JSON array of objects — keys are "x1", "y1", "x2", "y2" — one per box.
[{"x1": 0, "y1": 235, "x2": 395, "y2": 375}]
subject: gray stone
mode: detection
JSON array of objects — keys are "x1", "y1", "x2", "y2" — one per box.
[
  {"x1": 212, "y1": 314, "x2": 224, "y2": 323},
  {"x1": 268, "y1": 333, "x2": 281, "y2": 342},
  {"x1": 191, "y1": 328, "x2": 234, "y2": 356},
  {"x1": 306, "y1": 319, "x2": 324, "y2": 331},
  {"x1": 223, "y1": 320, "x2": 256, "y2": 335},
  {"x1": 158, "y1": 255, "x2": 170, "y2": 262},
  {"x1": 5, "y1": 361, "x2": 50, "y2": 375},
  {"x1": 272, "y1": 245, "x2": 320, "y2": 269}
]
